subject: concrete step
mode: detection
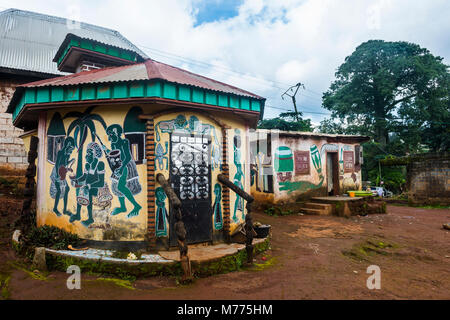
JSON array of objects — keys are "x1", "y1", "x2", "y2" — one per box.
[
  {"x1": 304, "y1": 202, "x2": 331, "y2": 210},
  {"x1": 299, "y1": 208, "x2": 325, "y2": 215},
  {"x1": 304, "y1": 202, "x2": 333, "y2": 215}
]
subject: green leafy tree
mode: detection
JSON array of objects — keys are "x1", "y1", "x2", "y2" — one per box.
[
  {"x1": 322, "y1": 40, "x2": 449, "y2": 151},
  {"x1": 258, "y1": 111, "x2": 313, "y2": 132}
]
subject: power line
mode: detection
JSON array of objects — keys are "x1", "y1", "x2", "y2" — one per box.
[{"x1": 137, "y1": 43, "x2": 327, "y2": 102}]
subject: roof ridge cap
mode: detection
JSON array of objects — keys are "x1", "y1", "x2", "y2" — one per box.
[
  {"x1": 144, "y1": 59, "x2": 164, "y2": 80},
  {"x1": 19, "y1": 65, "x2": 124, "y2": 87}
]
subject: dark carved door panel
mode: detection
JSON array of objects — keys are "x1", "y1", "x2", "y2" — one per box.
[{"x1": 169, "y1": 133, "x2": 212, "y2": 246}]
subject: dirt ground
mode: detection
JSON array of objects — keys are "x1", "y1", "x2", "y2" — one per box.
[{"x1": 0, "y1": 194, "x2": 449, "y2": 300}]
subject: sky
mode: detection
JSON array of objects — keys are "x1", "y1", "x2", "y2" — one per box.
[{"x1": 1, "y1": 0, "x2": 449, "y2": 126}]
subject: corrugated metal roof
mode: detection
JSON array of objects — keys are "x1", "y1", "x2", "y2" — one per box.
[
  {"x1": 0, "y1": 8, "x2": 148, "y2": 76},
  {"x1": 20, "y1": 59, "x2": 264, "y2": 99}
]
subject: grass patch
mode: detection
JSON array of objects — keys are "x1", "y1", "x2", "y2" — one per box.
[
  {"x1": 389, "y1": 203, "x2": 450, "y2": 209},
  {"x1": 0, "y1": 273, "x2": 11, "y2": 300},
  {"x1": 96, "y1": 277, "x2": 135, "y2": 290},
  {"x1": 342, "y1": 238, "x2": 399, "y2": 261},
  {"x1": 264, "y1": 206, "x2": 293, "y2": 216},
  {"x1": 252, "y1": 256, "x2": 278, "y2": 271},
  {"x1": 8, "y1": 261, "x2": 48, "y2": 281}
]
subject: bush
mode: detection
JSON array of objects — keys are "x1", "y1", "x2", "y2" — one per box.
[{"x1": 24, "y1": 225, "x2": 81, "y2": 250}]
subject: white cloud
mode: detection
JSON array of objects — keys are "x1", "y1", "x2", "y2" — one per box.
[{"x1": 1, "y1": 0, "x2": 449, "y2": 125}]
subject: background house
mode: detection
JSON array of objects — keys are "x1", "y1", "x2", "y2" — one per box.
[
  {"x1": 250, "y1": 129, "x2": 370, "y2": 204},
  {"x1": 0, "y1": 8, "x2": 147, "y2": 170}
]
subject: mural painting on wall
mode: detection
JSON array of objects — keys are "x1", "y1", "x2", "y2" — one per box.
[
  {"x1": 48, "y1": 106, "x2": 144, "y2": 228},
  {"x1": 213, "y1": 183, "x2": 223, "y2": 230},
  {"x1": 233, "y1": 129, "x2": 245, "y2": 223},
  {"x1": 278, "y1": 145, "x2": 325, "y2": 193},
  {"x1": 274, "y1": 146, "x2": 293, "y2": 182},
  {"x1": 50, "y1": 137, "x2": 75, "y2": 216},
  {"x1": 155, "y1": 114, "x2": 221, "y2": 170},
  {"x1": 156, "y1": 142, "x2": 169, "y2": 170},
  {"x1": 103, "y1": 124, "x2": 142, "y2": 218},
  {"x1": 155, "y1": 187, "x2": 169, "y2": 237}
]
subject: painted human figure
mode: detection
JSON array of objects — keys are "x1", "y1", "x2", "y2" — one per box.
[
  {"x1": 233, "y1": 129, "x2": 244, "y2": 222},
  {"x1": 69, "y1": 142, "x2": 105, "y2": 227},
  {"x1": 156, "y1": 142, "x2": 169, "y2": 170},
  {"x1": 155, "y1": 187, "x2": 169, "y2": 237},
  {"x1": 51, "y1": 137, "x2": 75, "y2": 216},
  {"x1": 104, "y1": 124, "x2": 142, "y2": 218},
  {"x1": 213, "y1": 183, "x2": 223, "y2": 230}
]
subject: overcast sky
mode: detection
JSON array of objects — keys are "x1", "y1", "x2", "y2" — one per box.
[{"x1": 1, "y1": 0, "x2": 449, "y2": 125}]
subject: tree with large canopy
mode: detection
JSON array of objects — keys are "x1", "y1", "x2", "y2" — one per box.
[
  {"x1": 322, "y1": 40, "x2": 449, "y2": 152},
  {"x1": 258, "y1": 111, "x2": 313, "y2": 132}
]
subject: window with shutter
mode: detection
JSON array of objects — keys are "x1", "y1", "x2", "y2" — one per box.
[
  {"x1": 343, "y1": 151, "x2": 354, "y2": 173},
  {"x1": 295, "y1": 151, "x2": 310, "y2": 175}
]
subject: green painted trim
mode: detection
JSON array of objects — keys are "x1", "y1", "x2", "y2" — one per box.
[
  {"x1": 162, "y1": 82, "x2": 177, "y2": 99},
  {"x1": 112, "y1": 83, "x2": 128, "y2": 99},
  {"x1": 240, "y1": 98, "x2": 250, "y2": 110},
  {"x1": 251, "y1": 100, "x2": 261, "y2": 111},
  {"x1": 36, "y1": 88, "x2": 50, "y2": 103},
  {"x1": 129, "y1": 82, "x2": 145, "y2": 98},
  {"x1": 178, "y1": 86, "x2": 191, "y2": 102},
  {"x1": 192, "y1": 88, "x2": 204, "y2": 104},
  {"x1": 218, "y1": 94, "x2": 228, "y2": 107},
  {"x1": 97, "y1": 85, "x2": 112, "y2": 99},
  {"x1": 56, "y1": 40, "x2": 138, "y2": 67},
  {"x1": 11, "y1": 80, "x2": 263, "y2": 122},
  {"x1": 230, "y1": 96, "x2": 239, "y2": 109},
  {"x1": 80, "y1": 39, "x2": 93, "y2": 51},
  {"x1": 81, "y1": 86, "x2": 96, "y2": 100},
  {"x1": 65, "y1": 87, "x2": 80, "y2": 101},
  {"x1": 51, "y1": 87, "x2": 64, "y2": 102},
  {"x1": 146, "y1": 82, "x2": 162, "y2": 97},
  {"x1": 24, "y1": 88, "x2": 36, "y2": 104},
  {"x1": 205, "y1": 92, "x2": 217, "y2": 105}
]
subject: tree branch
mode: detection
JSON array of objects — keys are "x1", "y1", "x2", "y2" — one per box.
[{"x1": 386, "y1": 94, "x2": 417, "y2": 111}]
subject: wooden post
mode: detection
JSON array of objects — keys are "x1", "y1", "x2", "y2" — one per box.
[
  {"x1": 156, "y1": 173, "x2": 193, "y2": 282},
  {"x1": 217, "y1": 174, "x2": 255, "y2": 265}
]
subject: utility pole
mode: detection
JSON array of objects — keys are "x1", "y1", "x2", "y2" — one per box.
[{"x1": 281, "y1": 82, "x2": 305, "y2": 122}]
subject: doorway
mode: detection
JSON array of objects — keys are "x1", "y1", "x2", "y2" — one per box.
[
  {"x1": 169, "y1": 133, "x2": 213, "y2": 246},
  {"x1": 326, "y1": 152, "x2": 339, "y2": 196}
]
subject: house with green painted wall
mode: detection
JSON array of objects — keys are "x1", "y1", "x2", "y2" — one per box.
[
  {"x1": 250, "y1": 129, "x2": 369, "y2": 205},
  {"x1": 6, "y1": 33, "x2": 265, "y2": 250}
]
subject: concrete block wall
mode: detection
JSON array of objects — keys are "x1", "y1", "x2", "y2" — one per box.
[
  {"x1": 407, "y1": 154, "x2": 450, "y2": 205},
  {"x1": 0, "y1": 79, "x2": 27, "y2": 171}
]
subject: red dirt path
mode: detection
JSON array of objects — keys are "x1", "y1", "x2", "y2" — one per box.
[{"x1": 1, "y1": 194, "x2": 449, "y2": 300}]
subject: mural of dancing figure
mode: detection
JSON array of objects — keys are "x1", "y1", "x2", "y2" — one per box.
[
  {"x1": 69, "y1": 142, "x2": 105, "y2": 227},
  {"x1": 233, "y1": 129, "x2": 244, "y2": 222},
  {"x1": 103, "y1": 124, "x2": 142, "y2": 218},
  {"x1": 50, "y1": 137, "x2": 75, "y2": 217}
]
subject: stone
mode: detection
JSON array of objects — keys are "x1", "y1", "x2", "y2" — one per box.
[
  {"x1": 12, "y1": 230, "x2": 21, "y2": 243},
  {"x1": 32, "y1": 247, "x2": 48, "y2": 272}
]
